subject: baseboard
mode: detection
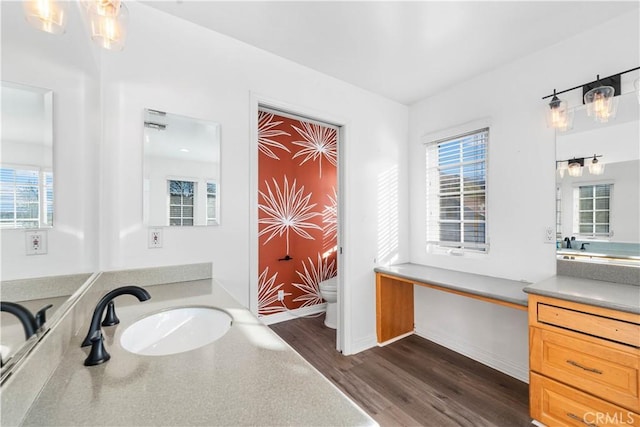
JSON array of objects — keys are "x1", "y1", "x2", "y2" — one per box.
[
  {"x1": 259, "y1": 303, "x2": 327, "y2": 325},
  {"x1": 415, "y1": 325, "x2": 529, "y2": 383},
  {"x1": 346, "y1": 334, "x2": 378, "y2": 355}
]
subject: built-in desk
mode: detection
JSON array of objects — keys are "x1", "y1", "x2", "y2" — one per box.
[{"x1": 374, "y1": 263, "x2": 529, "y2": 344}]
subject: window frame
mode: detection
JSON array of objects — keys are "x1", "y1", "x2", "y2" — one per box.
[
  {"x1": 205, "y1": 179, "x2": 219, "y2": 226},
  {"x1": 167, "y1": 179, "x2": 196, "y2": 226},
  {"x1": 423, "y1": 120, "x2": 490, "y2": 255},
  {"x1": 573, "y1": 182, "x2": 613, "y2": 238},
  {"x1": 0, "y1": 164, "x2": 54, "y2": 229}
]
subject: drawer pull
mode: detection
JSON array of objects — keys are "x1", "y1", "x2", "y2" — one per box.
[
  {"x1": 567, "y1": 412, "x2": 598, "y2": 427},
  {"x1": 566, "y1": 360, "x2": 603, "y2": 374}
]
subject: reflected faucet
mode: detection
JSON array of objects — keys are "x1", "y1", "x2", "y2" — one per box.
[
  {"x1": 564, "y1": 237, "x2": 572, "y2": 249},
  {"x1": 82, "y1": 286, "x2": 150, "y2": 366},
  {"x1": 580, "y1": 243, "x2": 590, "y2": 251},
  {"x1": 1, "y1": 302, "x2": 38, "y2": 340}
]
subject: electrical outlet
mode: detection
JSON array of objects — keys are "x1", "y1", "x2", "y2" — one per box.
[
  {"x1": 544, "y1": 226, "x2": 555, "y2": 244},
  {"x1": 277, "y1": 290, "x2": 285, "y2": 301},
  {"x1": 149, "y1": 228, "x2": 163, "y2": 248},
  {"x1": 26, "y1": 231, "x2": 47, "y2": 255}
]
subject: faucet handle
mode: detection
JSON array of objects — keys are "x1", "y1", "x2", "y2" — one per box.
[
  {"x1": 84, "y1": 330, "x2": 111, "y2": 366},
  {"x1": 35, "y1": 304, "x2": 54, "y2": 329},
  {"x1": 101, "y1": 301, "x2": 120, "y2": 327}
]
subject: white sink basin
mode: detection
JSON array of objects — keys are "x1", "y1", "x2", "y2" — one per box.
[{"x1": 120, "y1": 306, "x2": 232, "y2": 356}]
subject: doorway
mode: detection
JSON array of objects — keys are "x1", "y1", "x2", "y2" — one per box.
[{"x1": 254, "y1": 105, "x2": 341, "y2": 350}]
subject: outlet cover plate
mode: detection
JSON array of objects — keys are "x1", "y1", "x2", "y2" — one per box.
[
  {"x1": 149, "y1": 228, "x2": 163, "y2": 248},
  {"x1": 26, "y1": 230, "x2": 47, "y2": 255}
]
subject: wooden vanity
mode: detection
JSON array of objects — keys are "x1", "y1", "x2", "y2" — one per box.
[{"x1": 526, "y1": 277, "x2": 640, "y2": 427}]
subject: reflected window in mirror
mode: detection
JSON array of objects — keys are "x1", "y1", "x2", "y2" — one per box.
[
  {"x1": 0, "y1": 82, "x2": 54, "y2": 229},
  {"x1": 574, "y1": 184, "x2": 611, "y2": 237},
  {"x1": 144, "y1": 109, "x2": 221, "y2": 227}
]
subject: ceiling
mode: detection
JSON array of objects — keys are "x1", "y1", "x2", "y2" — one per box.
[{"x1": 143, "y1": 1, "x2": 639, "y2": 105}]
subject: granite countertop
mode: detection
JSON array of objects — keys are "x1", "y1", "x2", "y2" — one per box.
[
  {"x1": 524, "y1": 275, "x2": 640, "y2": 314},
  {"x1": 21, "y1": 279, "x2": 376, "y2": 426},
  {"x1": 374, "y1": 263, "x2": 529, "y2": 307}
]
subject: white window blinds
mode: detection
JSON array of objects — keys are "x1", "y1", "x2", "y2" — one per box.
[{"x1": 425, "y1": 128, "x2": 488, "y2": 252}]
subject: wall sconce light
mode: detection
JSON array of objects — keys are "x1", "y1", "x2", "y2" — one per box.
[
  {"x1": 583, "y1": 75, "x2": 618, "y2": 123},
  {"x1": 543, "y1": 67, "x2": 638, "y2": 130},
  {"x1": 587, "y1": 154, "x2": 605, "y2": 175},
  {"x1": 23, "y1": 0, "x2": 69, "y2": 35},
  {"x1": 22, "y1": 0, "x2": 128, "y2": 51},
  {"x1": 557, "y1": 155, "x2": 604, "y2": 178},
  {"x1": 546, "y1": 89, "x2": 573, "y2": 131},
  {"x1": 85, "y1": 0, "x2": 129, "y2": 51}
]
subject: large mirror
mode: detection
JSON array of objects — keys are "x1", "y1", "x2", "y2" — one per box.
[
  {"x1": 555, "y1": 90, "x2": 640, "y2": 265},
  {"x1": 143, "y1": 109, "x2": 221, "y2": 227},
  {"x1": 0, "y1": 82, "x2": 54, "y2": 229}
]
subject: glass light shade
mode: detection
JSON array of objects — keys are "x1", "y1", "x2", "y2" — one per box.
[
  {"x1": 567, "y1": 160, "x2": 583, "y2": 177},
  {"x1": 23, "y1": 0, "x2": 68, "y2": 35},
  {"x1": 82, "y1": 0, "x2": 122, "y2": 16},
  {"x1": 584, "y1": 85, "x2": 618, "y2": 123},
  {"x1": 588, "y1": 156, "x2": 605, "y2": 175},
  {"x1": 546, "y1": 96, "x2": 573, "y2": 131},
  {"x1": 88, "y1": 2, "x2": 128, "y2": 51},
  {"x1": 556, "y1": 160, "x2": 568, "y2": 179}
]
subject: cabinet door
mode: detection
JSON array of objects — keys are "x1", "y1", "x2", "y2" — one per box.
[
  {"x1": 530, "y1": 327, "x2": 639, "y2": 412},
  {"x1": 530, "y1": 373, "x2": 640, "y2": 427}
]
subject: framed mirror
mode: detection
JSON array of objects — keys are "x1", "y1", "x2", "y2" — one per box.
[
  {"x1": 555, "y1": 90, "x2": 640, "y2": 265},
  {"x1": 0, "y1": 81, "x2": 54, "y2": 229},
  {"x1": 143, "y1": 109, "x2": 221, "y2": 227}
]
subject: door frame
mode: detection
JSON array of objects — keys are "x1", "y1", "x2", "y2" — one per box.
[{"x1": 249, "y1": 92, "x2": 348, "y2": 352}]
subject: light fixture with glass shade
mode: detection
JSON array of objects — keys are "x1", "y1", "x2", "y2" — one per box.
[
  {"x1": 87, "y1": 0, "x2": 129, "y2": 51},
  {"x1": 584, "y1": 75, "x2": 618, "y2": 123},
  {"x1": 22, "y1": 0, "x2": 129, "y2": 51},
  {"x1": 23, "y1": 0, "x2": 69, "y2": 35},
  {"x1": 567, "y1": 158, "x2": 583, "y2": 177},
  {"x1": 546, "y1": 89, "x2": 573, "y2": 131},
  {"x1": 587, "y1": 154, "x2": 605, "y2": 176}
]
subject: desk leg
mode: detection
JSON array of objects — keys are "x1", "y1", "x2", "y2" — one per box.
[{"x1": 376, "y1": 274, "x2": 414, "y2": 344}]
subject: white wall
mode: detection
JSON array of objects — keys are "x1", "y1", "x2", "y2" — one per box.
[
  {"x1": 408, "y1": 10, "x2": 639, "y2": 381},
  {"x1": 99, "y1": 3, "x2": 409, "y2": 353},
  {"x1": 1, "y1": 3, "x2": 100, "y2": 280}
]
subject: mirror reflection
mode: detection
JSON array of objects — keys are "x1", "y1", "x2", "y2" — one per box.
[
  {"x1": 0, "y1": 82, "x2": 54, "y2": 229},
  {"x1": 556, "y1": 90, "x2": 640, "y2": 264},
  {"x1": 143, "y1": 109, "x2": 221, "y2": 227}
]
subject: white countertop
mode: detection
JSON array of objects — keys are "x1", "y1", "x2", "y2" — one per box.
[
  {"x1": 21, "y1": 279, "x2": 376, "y2": 426},
  {"x1": 524, "y1": 275, "x2": 640, "y2": 314}
]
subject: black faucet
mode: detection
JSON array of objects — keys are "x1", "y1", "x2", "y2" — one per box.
[
  {"x1": 1, "y1": 302, "x2": 38, "y2": 340},
  {"x1": 564, "y1": 237, "x2": 572, "y2": 249},
  {"x1": 580, "y1": 243, "x2": 590, "y2": 251},
  {"x1": 0, "y1": 302, "x2": 52, "y2": 340},
  {"x1": 81, "y1": 286, "x2": 150, "y2": 366}
]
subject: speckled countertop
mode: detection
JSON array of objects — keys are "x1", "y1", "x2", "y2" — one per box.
[
  {"x1": 524, "y1": 275, "x2": 640, "y2": 314},
  {"x1": 21, "y1": 279, "x2": 376, "y2": 426}
]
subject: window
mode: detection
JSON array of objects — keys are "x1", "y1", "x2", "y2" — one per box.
[
  {"x1": 168, "y1": 180, "x2": 194, "y2": 226},
  {"x1": 425, "y1": 128, "x2": 488, "y2": 252},
  {"x1": 574, "y1": 184, "x2": 611, "y2": 237},
  {"x1": 0, "y1": 167, "x2": 53, "y2": 229},
  {"x1": 206, "y1": 181, "x2": 217, "y2": 225}
]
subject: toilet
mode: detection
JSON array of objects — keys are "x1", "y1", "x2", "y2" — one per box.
[{"x1": 318, "y1": 276, "x2": 337, "y2": 329}]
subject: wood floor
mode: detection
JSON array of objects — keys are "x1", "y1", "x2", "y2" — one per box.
[{"x1": 270, "y1": 316, "x2": 532, "y2": 427}]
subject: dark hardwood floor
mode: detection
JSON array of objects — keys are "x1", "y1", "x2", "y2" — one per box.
[{"x1": 270, "y1": 316, "x2": 532, "y2": 427}]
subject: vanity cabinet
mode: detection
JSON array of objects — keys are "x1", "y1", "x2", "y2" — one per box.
[{"x1": 528, "y1": 294, "x2": 640, "y2": 426}]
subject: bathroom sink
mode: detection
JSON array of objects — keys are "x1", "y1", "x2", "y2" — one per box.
[{"x1": 120, "y1": 306, "x2": 232, "y2": 356}]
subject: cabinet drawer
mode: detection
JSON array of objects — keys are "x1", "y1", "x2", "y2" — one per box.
[
  {"x1": 530, "y1": 327, "x2": 639, "y2": 412},
  {"x1": 531, "y1": 373, "x2": 640, "y2": 427},
  {"x1": 537, "y1": 303, "x2": 640, "y2": 347}
]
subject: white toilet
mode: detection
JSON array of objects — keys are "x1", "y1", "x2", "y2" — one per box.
[{"x1": 318, "y1": 276, "x2": 337, "y2": 329}]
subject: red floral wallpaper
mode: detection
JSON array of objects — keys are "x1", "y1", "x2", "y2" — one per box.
[{"x1": 257, "y1": 110, "x2": 337, "y2": 316}]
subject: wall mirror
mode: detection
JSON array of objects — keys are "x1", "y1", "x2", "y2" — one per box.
[
  {"x1": 555, "y1": 90, "x2": 640, "y2": 265},
  {"x1": 143, "y1": 109, "x2": 221, "y2": 227},
  {"x1": 0, "y1": 81, "x2": 54, "y2": 229}
]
